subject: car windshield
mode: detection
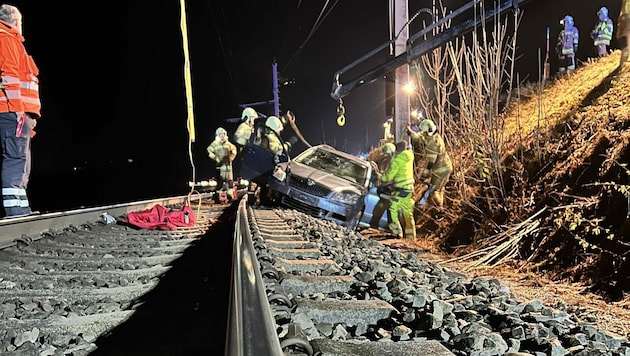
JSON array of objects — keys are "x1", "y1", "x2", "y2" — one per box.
[{"x1": 294, "y1": 147, "x2": 368, "y2": 185}]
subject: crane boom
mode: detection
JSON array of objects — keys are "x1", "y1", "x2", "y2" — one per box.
[{"x1": 330, "y1": 0, "x2": 528, "y2": 101}]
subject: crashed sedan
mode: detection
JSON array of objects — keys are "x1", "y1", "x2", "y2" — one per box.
[{"x1": 268, "y1": 144, "x2": 377, "y2": 230}]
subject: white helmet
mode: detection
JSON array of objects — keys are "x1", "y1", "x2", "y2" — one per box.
[
  {"x1": 215, "y1": 127, "x2": 227, "y2": 136},
  {"x1": 419, "y1": 119, "x2": 437, "y2": 136},
  {"x1": 265, "y1": 116, "x2": 283, "y2": 132},
  {"x1": 382, "y1": 143, "x2": 395, "y2": 154},
  {"x1": 241, "y1": 107, "x2": 258, "y2": 121}
]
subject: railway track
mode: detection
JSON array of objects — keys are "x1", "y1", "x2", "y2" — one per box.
[
  {"x1": 0, "y1": 194, "x2": 232, "y2": 355},
  {"x1": 0, "y1": 193, "x2": 628, "y2": 355}
]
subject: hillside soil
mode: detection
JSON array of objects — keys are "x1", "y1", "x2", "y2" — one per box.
[{"x1": 362, "y1": 51, "x2": 630, "y2": 338}]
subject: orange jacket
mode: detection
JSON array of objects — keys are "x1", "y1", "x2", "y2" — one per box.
[{"x1": 0, "y1": 20, "x2": 40, "y2": 118}]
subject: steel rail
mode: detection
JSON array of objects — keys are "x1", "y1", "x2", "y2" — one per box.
[
  {"x1": 0, "y1": 193, "x2": 213, "y2": 249},
  {"x1": 225, "y1": 196, "x2": 284, "y2": 356}
]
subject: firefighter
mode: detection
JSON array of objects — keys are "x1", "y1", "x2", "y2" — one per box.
[
  {"x1": 380, "y1": 140, "x2": 416, "y2": 239},
  {"x1": 368, "y1": 142, "x2": 396, "y2": 229},
  {"x1": 591, "y1": 7, "x2": 614, "y2": 58},
  {"x1": 233, "y1": 107, "x2": 258, "y2": 151},
  {"x1": 408, "y1": 119, "x2": 453, "y2": 209},
  {"x1": 260, "y1": 116, "x2": 297, "y2": 159},
  {"x1": 556, "y1": 15, "x2": 579, "y2": 75},
  {"x1": 207, "y1": 127, "x2": 237, "y2": 191}
]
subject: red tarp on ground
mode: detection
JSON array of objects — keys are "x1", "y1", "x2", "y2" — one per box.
[{"x1": 123, "y1": 204, "x2": 196, "y2": 230}]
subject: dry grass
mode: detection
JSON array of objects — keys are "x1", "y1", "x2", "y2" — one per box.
[
  {"x1": 366, "y1": 52, "x2": 630, "y2": 338},
  {"x1": 504, "y1": 52, "x2": 624, "y2": 139}
]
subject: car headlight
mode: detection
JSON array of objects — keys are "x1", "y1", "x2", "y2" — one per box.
[{"x1": 332, "y1": 191, "x2": 361, "y2": 204}]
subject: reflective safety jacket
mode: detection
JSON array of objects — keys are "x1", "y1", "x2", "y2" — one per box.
[
  {"x1": 591, "y1": 18, "x2": 614, "y2": 45},
  {"x1": 380, "y1": 149, "x2": 415, "y2": 193},
  {"x1": 234, "y1": 120, "x2": 254, "y2": 146},
  {"x1": 0, "y1": 20, "x2": 40, "y2": 117},
  {"x1": 417, "y1": 132, "x2": 453, "y2": 186},
  {"x1": 260, "y1": 127, "x2": 289, "y2": 155},
  {"x1": 557, "y1": 25, "x2": 579, "y2": 56},
  {"x1": 207, "y1": 138, "x2": 237, "y2": 167}
]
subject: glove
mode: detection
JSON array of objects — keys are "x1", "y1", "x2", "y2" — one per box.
[{"x1": 15, "y1": 112, "x2": 26, "y2": 137}]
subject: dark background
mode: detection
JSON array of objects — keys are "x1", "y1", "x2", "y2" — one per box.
[{"x1": 7, "y1": 0, "x2": 621, "y2": 213}]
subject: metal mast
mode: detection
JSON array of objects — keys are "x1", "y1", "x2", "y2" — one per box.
[{"x1": 392, "y1": 0, "x2": 410, "y2": 141}]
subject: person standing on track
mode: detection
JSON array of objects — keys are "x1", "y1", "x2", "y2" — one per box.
[
  {"x1": 233, "y1": 107, "x2": 258, "y2": 153},
  {"x1": 207, "y1": 127, "x2": 237, "y2": 191},
  {"x1": 0, "y1": 4, "x2": 41, "y2": 218}
]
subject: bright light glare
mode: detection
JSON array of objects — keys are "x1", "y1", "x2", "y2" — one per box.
[{"x1": 402, "y1": 83, "x2": 416, "y2": 94}]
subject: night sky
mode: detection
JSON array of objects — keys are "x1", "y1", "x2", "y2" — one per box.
[{"x1": 9, "y1": 0, "x2": 622, "y2": 212}]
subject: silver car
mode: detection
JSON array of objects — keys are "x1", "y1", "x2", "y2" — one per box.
[{"x1": 268, "y1": 144, "x2": 388, "y2": 230}]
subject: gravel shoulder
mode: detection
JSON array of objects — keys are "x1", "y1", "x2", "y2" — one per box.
[{"x1": 363, "y1": 232, "x2": 630, "y2": 339}]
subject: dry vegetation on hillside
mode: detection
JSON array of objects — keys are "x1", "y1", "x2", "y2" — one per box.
[{"x1": 381, "y1": 52, "x2": 630, "y2": 337}]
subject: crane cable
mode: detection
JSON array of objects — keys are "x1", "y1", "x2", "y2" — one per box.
[{"x1": 180, "y1": 0, "x2": 198, "y2": 205}]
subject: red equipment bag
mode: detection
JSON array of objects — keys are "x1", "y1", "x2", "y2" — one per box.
[{"x1": 123, "y1": 204, "x2": 196, "y2": 230}]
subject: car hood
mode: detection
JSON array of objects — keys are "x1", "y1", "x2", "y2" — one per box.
[{"x1": 286, "y1": 162, "x2": 364, "y2": 193}]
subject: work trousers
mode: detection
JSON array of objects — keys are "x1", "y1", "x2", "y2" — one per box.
[
  {"x1": 387, "y1": 194, "x2": 416, "y2": 239},
  {"x1": 0, "y1": 112, "x2": 33, "y2": 217},
  {"x1": 427, "y1": 166, "x2": 452, "y2": 208},
  {"x1": 218, "y1": 164, "x2": 234, "y2": 189},
  {"x1": 369, "y1": 196, "x2": 391, "y2": 229}
]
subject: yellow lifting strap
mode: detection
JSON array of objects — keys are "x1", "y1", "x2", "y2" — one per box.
[{"x1": 180, "y1": 0, "x2": 195, "y2": 142}]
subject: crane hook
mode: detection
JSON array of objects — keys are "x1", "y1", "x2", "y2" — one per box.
[{"x1": 336, "y1": 100, "x2": 346, "y2": 127}]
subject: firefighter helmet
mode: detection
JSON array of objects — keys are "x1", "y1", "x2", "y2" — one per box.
[
  {"x1": 383, "y1": 143, "x2": 395, "y2": 154},
  {"x1": 215, "y1": 127, "x2": 227, "y2": 136},
  {"x1": 266, "y1": 116, "x2": 284, "y2": 132},
  {"x1": 598, "y1": 7, "x2": 608, "y2": 18},
  {"x1": 563, "y1": 15, "x2": 574, "y2": 27},
  {"x1": 419, "y1": 119, "x2": 437, "y2": 136},
  {"x1": 241, "y1": 107, "x2": 258, "y2": 121}
]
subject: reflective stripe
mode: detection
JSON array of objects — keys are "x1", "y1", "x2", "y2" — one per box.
[
  {"x1": 2, "y1": 187, "x2": 27, "y2": 196},
  {"x1": 4, "y1": 89, "x2": 20, "y2": 99},
  {"x1": 2, "y1": 75, "x2": 20, "y2": 85},
  {"x1": 22, "y1": 96, "x2": 40, "y2": 105},
  {"x1": 21, "y1": 80, "x2": 39, "y2": 90},
  {"x1": 3, "y1": 199, "x2": 29, "y2": 208}
]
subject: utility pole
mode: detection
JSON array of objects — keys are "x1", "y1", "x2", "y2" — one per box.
[
  {"x1": 392, "y1": 0, "x2": 410, "y2": 141},
  {"x1": 238, "y1": 61, "x2": 281, "y2": 117},
  {"x1": 272, "y1": 60, "x2": 280, "y2": 117}
]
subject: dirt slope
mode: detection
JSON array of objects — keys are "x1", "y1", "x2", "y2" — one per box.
[{"x1": 370, "y1": 51, "x2": 630, "y2": 337}]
